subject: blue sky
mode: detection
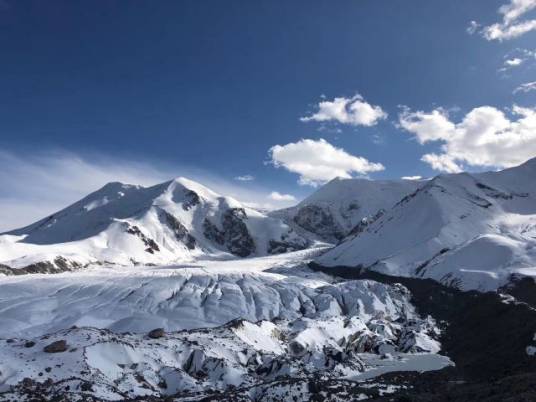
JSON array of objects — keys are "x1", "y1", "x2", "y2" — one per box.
[{"x1": 1, "y1": 0, "x2": 535, "y2": 230}]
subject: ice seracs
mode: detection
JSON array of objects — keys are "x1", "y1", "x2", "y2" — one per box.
[{"x1": 0, "y1": 256, "x2": 450, "y2": 401}]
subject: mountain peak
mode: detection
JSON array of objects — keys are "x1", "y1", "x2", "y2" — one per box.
[
  {"x1": 518, "y1": 156, "x2": 536, "y2": 170},
  {"x1": 97, "y1": 181, "x2": 139, "y2": 194},
  {"x1": 165, "y1": 177, "x2": 221, "y2": 201}
]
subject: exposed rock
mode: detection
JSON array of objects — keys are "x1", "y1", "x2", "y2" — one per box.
[
  {"x1": 159, "y1": 209, "x2": 196, "y2": 249},
  {"x1": 268, "y1": 238, "x2": 307, "y2": 254},
  {"x1": 293, "y1": 205, "x2": 344, "y2": 241},
  {"x1": 21, "y1": 377, "x2": 35, "y2": 388},
  {"x1": 182, "y1": 190, "x2": 201, "y2": 210},
  {"x1": 80, "y1": 382, "x2": 93, "y2": 392},
  {"x1": 125, "y1": 224, "x2": 160, "y2": 254},
  {"x1": 464, "y1": 190, "x2": 493, "y2": 208},
  {"x1": 0, "y1": 264, "x2": 13, "y2": 276},
  {"x1": 43, "y1": 340, "x2": 68, "y2": 353},
  {"x1": 221, "y1": 208, "x2": 255, "y2": 257},
  {"x1": 289, "y1": 340, "x2": 307, "y2": 357},
  {"x1": 203, "y1": 208, "x2": 256, "y2": 257},
  {"x1": 148, "y1": 328, "x2": 165, "y2": 339},
  {"x1": 347, "y1": 208, "x2": 385, "y2": 238},
  {"x1": 0, "y1": 257, "x2": 84, "y2": 276},
  {"x1": 203, "y1": 218, "x2": 225, "y2": 245}
]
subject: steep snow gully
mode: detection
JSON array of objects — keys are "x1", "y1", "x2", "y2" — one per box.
[{"x1": 2, "y1": 159, "x2": 536, "y2": 401}]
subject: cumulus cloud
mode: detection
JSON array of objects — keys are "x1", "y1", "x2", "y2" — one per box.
[
  {"x1": 269, "y1": 138, "x2": 384, "y2": 186},
  {"x1": 269, "y1": 191, "x2": 297, "y2": 202},
  {"x1": 420, "y1": 154, "x2": 463, "y2": 174},
  {"x1": 0, "y1": 150, "x2": 279, "y2": 231},
  {"x1": 514, "y1": 80, "x2": 536, "y2": 93},
  {"x1": 398, "y1": 108, "x2": 456, "y2": 144},
  {"x1": 401, "y1": 175, "x2": 423, "y2": 181},
  {"x1": 300, "y1": 94, "x2": 387, "y2": 127},
  {"x1": 474, "y1": 0, "x2": 536, "y2": 41},
  {"x1": 234, "y1": 174, "x2": 255, "y2": 182},
  {"x1": 399, "y1": 105, "x2": 536, "y2": 173}
]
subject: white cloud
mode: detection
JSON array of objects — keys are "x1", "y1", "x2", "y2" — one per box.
[
  {"x1": 398, "y1": 108, "x2": 456, "y2": 144},
  {"x1": 484, "y1": 20, "x2": 536, "y2": 40},
  {"x1": 505, "y1": 57, "x2": 524, "y2": 66},
  {"x1": 421, "y1": 154, "x2": 463, "y2": 174},
  {"x1": 467, "y1": 20, "x2": 481, "y2": 34},
  {"x1": 234, "y1": 174, "x2": 255, "y2": 181},
  {"x1": 401, "y1": 175, "x2": 423, "y2": 181},
  {"x1": 300, "y1": 94, "x2": 387, "y2": 127},
  {"x1": 399, "y1": 105, "x2": 536, "y2": 172},
  {"x1": 500, "y1": 0, "x2": 536, "y2": 24},
  {"x1": 477, "y1": 0, "x2": 536, "y2": 41},
  {"x1": 499, "y1": 48, "x2": 536, "y2": 71},
  {"x1": 514, "y1": 80, "x2": 536, "y2": 93},
  {"x1": 269, "y1": 191, "x2": 297, "y2": 202},
  {"x1": 0, "y1": 150, "x2": 279, "y2": 232},
  {"x1": 269, "y1": 138, "x2": 384, "y2": 186}
]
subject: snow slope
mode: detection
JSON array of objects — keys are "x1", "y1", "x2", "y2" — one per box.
[
  {"x1": 316, "y1": 158, "x2": 536, "y2": 291},
  {"x1": 0, "y1": 178, "x2": 309, "y2": 271},
  {"x1": 272, "y1": 177, "x2": 421, "y2": 242}
]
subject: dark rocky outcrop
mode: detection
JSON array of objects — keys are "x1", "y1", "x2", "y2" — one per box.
[
  {"x1": 347, "y1": 209, "x2": 385, "y2": 238},
  {"x1": 182, "y1": 190, "x2": 200, "y2": 211},
  {"x1": 267, "y1": 239, "x2": 307, "y2": 254},
  {"x1": 0, "y1": 257, "x2": 84, "y2": 276},
  {"x1": 203, "y1": 218, "x2": 225, "y2": 245},
  {"x1": 43, "y1": 340, "x2": 68, "y2": 353},
  {"x1": 147, "y1": 328, "x2": 165, "y2": 339},
  {"x1": 221, "y1": 208, "x2": 255, "y2": 257},
  {"x1": 203, "y1": 208, "x2": 256, "y2": 257},
  {"x1": 125, "y1": 224, "x2": 160, "y2": 254},
  {"x1": 159, "y1": 210, "x2": 196, "y2": 250},
  {"x1": 293, "y1": 205, "x2": 344, "y2": 241}
]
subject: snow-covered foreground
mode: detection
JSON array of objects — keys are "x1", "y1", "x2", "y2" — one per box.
[{"x1": 0, "y1": 249, "x2": 452, "y2": 401}]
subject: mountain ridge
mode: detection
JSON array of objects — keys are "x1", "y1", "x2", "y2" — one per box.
[
  {"x1": 316, "y1": 157, "x2": 536, "y2": 290},
  {"x1": 0, "y1": 177, "x2": 310, "y2": 271}
]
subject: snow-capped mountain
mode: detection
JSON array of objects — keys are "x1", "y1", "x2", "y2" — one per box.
[
  {"x1": 271, "y1": 177, "x2": 421, "y2": 243},
  {"x1": 2, "y1": 161, "x2": 536, "y2": 400},
  {"x1": 0, "y1": 178, "x2": 309, "y2": 272},
  {"x1": 316, "y1": 158, "x2": 536, "y2": 291}
]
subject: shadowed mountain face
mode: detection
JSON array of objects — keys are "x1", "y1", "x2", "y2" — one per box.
[{"x1": 271, "y1": 177, "x2": 421, "y2": 243}]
